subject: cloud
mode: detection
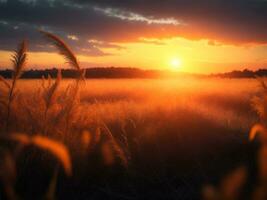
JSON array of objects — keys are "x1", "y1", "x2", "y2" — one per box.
[
  {"x1": 67, "y1": 35, "x2": 79, "y2": 41},
  {"x1": 87, "y1": 39, "x2": 125, "y2": 50},
  {"x1": 0, "y1": 19, "x2": 115, "y2": 57},
  {"x1": 207, "y1": 40, "x2": 223, "y2": 47},
  {"x1": 137, "y1": 38, "x2": 166, "y2": 45},
  {"x1": 72, "y1": 0, "x2": 267, "y2": 44},
  {"x1": 94, "y1": 7, "x2": 183, "y2": 26},
  {"x1": 78, "y1": 47, "x2": 112, "y2": 57},
  {"x1": 0, "y1": 0, "x2": 177, "y2": 50},
  {"x1": 0, "y1": 0, "x2": 267, "y2": 54}
]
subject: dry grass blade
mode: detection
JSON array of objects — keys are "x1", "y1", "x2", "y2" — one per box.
[
  {"x1": 40, "y1": 30, "x2": 80, "y2": 71},
  {"x1": 11, "y1": 40, "x2": 27, "y2": 80},
  {"x1": 101, "y1": 141, "x2": 115, "y2": 166},
  {"x1": 8, "y1": 133, "x2": 31, "y2": 145},
  {"x1": 6, "y1": 40, "x2": 28, "y2": 132},
  {"x1": 249, "y1": 123, "x2": 266, "y2": 141},
  {"x1": 101, "y1": 123, "x2": 128, "y2": 167},
  {"x1": 32, "y1": 135, "x2": 72, "y2": 176},
  {"x1": 1, "y1": 133, "x2": 72, "y2": 176},
  {"x1": 43, "y1": 69, "x2": 61, "y2": 108}
]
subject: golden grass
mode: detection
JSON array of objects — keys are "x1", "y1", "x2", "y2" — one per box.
[
  {"x1": 5, "y1": 40, "x2": 27, "y2": 132},
  {"x1": 202, "y1": 78, "x2": 267, "y2": 200},
  {"x1": 0, "y1": 33, "x2": 78, "y2": 199},
  {"x1": 0, "y1": 31, "x2": 129, "y2": 199}
]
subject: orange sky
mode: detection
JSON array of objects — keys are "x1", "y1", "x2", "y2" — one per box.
[
  {"x1": 1, "y1": 1, "x2": 267, "y2": 74},
  {"x1": 1, "y1": 37, "x2": 267, "y2": 74}
]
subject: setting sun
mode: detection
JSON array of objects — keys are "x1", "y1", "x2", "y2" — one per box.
[{"x1": 170, "y1": 58, "x2": 182, "y2": 70}]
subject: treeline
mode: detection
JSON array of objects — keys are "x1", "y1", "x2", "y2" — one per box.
[
  {"x1": 0, "y1": 67, "x2": 198, "y2": 79},
  {"x1": 211, "y1": 68, "x2": 267, "y2": 78},
  {"x1": 0, "y1": 67, "x2": 267, "y2": 79}
]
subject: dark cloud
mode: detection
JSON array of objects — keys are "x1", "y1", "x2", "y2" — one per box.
[
  {"x1": 0, "y1": 20, "x2": 115, "y2": 56},
  {"x1": 0, "y1": 0, "x2": 179, "y2": 53},
  {"x1": 0, "y1": 0, "x2": 267, "y2": 54},
  {"x1": 75, "y1": 0, "x2": 267, "y2": 44}
]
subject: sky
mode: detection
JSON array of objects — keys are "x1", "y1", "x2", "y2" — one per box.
[{"x1": 1, "y1": 0, "x2": 267, "y2": 74}]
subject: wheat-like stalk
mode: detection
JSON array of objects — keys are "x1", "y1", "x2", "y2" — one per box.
[
  {"x1": 40, "y1": 30, "x2": 85, "y2": 137},
  {"x1": 40, "y1": 30, "x2": 86, "y2": 80},
  {"x1": 11, "y1": 40, "x2": 27, "y2": 80},
  {"x1": 44, "y1": 69, "x2": 61, "y2": 108},
  {"x1": 42, "y1": 69, "x2": 62, "y2": 134},
  {"x1": 40, "y1": 31, "x2": 80, "y2": 70},
  {"x1": 101, "y1": 122, "x2": 128, "y2": 167},
  {"x1": 6, "y1": 40, "x2": 27, "y2": 132}
]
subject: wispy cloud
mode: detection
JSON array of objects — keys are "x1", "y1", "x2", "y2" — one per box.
[
  {"x1": 94, "y1": 7, "x2": 184, "y2": 26},
  {"x1": 138, "y1": 37, "x2": 165, "y2": 45},
  {"x1": 88, "y1": 39, "x2": 125, "y2": 50},
  {"x1": 67, "y1": 34, "x2": 79, "y2": 41},
  {"x1": 78, "y1": 47, "x2": 113, "y2": 57}
]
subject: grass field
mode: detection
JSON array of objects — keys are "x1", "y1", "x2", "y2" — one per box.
[{"x1": 0, "y1": 77, "x2": 263, "y2": 199}]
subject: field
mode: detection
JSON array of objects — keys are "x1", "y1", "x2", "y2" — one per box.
[{"x1": 0, "y1": 77, "x2": 265, "y2": 200}]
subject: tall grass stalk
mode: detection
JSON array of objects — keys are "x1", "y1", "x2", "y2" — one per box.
[
  {"x1": 6, "y1": 40, "x2": 27, "y2": 132},
  {"x1": 42, "y1": 69, "x2": 62, "y2": 134},
  {"x1": 39, "y1": 30, "x2": 84, "y2": 79},
  {"x1": 40, "y1": 30, "x2": 85, "y2": 136}
]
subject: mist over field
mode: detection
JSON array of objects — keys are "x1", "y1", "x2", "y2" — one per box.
[{"x1": 0, "y1": 77, "x2": 264, "y2": 199}]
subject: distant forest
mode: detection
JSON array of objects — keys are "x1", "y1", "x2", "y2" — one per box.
[
  {"x1": 0, "y1": 67, "x2": 266, "y2": 79},
  {"x1": 0, "y1": 67, "x2": 196, "y2": 79},
  {"x1": 211, "y1": 69, "x2": 267, "y2": 78}
]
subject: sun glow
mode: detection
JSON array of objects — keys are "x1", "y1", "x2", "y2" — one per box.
[
  {"x1": 1, "y1": 36, "x2": 265, "y2": 74},
  {"x1": 170, "y1": 58, "x2": 182, "y2": 70}
]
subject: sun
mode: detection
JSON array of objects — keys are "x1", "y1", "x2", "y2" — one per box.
[{"x1": 170, "y1": 58, "x2": 182, "y2": 70}]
